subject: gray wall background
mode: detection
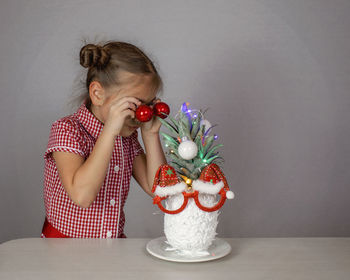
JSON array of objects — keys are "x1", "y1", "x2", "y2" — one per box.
[{"x1": 1, "y1": 0, "x2": 349, "y2": 243}]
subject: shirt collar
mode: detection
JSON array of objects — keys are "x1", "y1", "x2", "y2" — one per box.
[{"x1": 76, "y1": 102, "x2": 104, "y2": 139}]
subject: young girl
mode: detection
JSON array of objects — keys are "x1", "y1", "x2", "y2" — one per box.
[{"x1": 41, "y1": 41, "x2": 166, "y2": 238}]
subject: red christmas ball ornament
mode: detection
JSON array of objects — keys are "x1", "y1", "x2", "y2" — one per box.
[
  {"x1": 135, "y1": 105, "x2": 153, "y2": 122},
  {"x1": 153, "y1": 102, "x2": 170, "y2": 119}
]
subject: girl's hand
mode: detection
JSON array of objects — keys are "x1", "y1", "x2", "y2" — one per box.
[
  {"x1": 104, "y1": 96, "x2": 142, "y2": 137},
  {"x1": 140, "y1": 99, "x2": 162, "y2": 135}
]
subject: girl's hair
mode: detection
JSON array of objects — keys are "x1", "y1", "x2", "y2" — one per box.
[{"x1": 76, "y1": 41, "x2": 163, "y2": 108}]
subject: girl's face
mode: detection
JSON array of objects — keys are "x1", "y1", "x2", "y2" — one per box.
[{"x1": 92, "y1": 71, "x2": 158, "y2": 137}]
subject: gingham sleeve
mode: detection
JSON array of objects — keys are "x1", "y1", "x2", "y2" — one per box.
[
  {"x1": 130, "y1": 130, "x2": 144, "y2": 158},
  {"x1": 44, "y1": 118, "x2": 85, "y2": 160}
]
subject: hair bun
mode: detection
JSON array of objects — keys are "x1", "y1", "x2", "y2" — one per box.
[{"x1": 79, "y1": 44, "x2": 110, "y2": 69}]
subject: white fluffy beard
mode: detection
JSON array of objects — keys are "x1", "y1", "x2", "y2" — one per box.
[{"x1": 163, "y1": 193, "x2": 219, "y2": 256}]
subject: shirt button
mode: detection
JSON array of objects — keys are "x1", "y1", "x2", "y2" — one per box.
[
  {"x1": 106, "y1": 231, "x2": 112, "y2": 238},
  {"x1": 114, "y1": 165, "x2": 119, "y2": 172},
  {"x1": 110, "y1": 199, "x2": 116, "y2": 206}
]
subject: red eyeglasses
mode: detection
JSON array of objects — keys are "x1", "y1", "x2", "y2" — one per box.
[
  {"x1": 153, "y1": 188, "x2": 229, "y2": 214},
  {"x1": 152, "y1": 163, "x2": 234, "y2": 214}
]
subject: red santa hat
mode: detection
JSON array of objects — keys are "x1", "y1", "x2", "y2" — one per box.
[
  {"x1": 192, "y1": 163, "x2": 234, "y2": 199},
  {"x1": 152, "y1": 164, "x2": 187, "y2": 197}
]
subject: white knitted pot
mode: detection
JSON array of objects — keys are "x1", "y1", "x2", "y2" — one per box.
[{"x1": 163, "y1": 192, "x2": 219, "y2": 257}]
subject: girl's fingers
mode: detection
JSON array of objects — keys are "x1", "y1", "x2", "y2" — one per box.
[
  {"x1": 125, "y1": 101, "x2": 137, "y2": 111},
  {"x1": 153, "y1": 98, "x2": 161, "y2": 106},
  {"x1": 121, "y1": 108, "x2": 135, "y2": 119},
  {"x1": 112, "y1": 100, "x2": 138, "y2": 113},
  {"x1": 119, "y1": 96, "x2": 142, "y2": 107},
  {"x1": 149, "y1": 98, "x2": 161, "y2": 109},
  {"x1": 110, "y1": 96, "x2": 141, "y2": 110}
]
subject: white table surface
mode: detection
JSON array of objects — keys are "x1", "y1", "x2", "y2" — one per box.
[{"x1": 1, "y1": 237, "x2": 350, "y2": 280}]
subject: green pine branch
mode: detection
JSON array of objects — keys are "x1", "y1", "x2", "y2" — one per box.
[{"x1": 159, "y1": 104, "x2": 223, "y2": 180}]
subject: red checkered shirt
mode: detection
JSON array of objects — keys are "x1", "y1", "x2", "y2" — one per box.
[{"x1": 43, "y1": 102, "x2": 144, "y2": 238}]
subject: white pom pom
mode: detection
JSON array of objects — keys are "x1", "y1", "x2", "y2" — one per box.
[
  {"x1": 226, "y1": 191, "x2": 234, "y2": 199},
  {"x1": 178, "y1": 140, "x2": 198, "y2": 160}
]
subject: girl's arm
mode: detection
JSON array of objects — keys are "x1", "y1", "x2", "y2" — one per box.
[
  {"x1": 53, "y1": 96, "x2": 142, "y2": 208},
  {"x1": 142, "y1": 131, "x2": 167, "y2": 191},
  {"x1": 132, "y1": 153, "x2": 153, "y2": 197},
  {"x1": 132, "y1": 132, "x2": 166, "y2": 197},
  {"x1": 53, "y1": 127, "x2": 116, "y2": 208}
]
